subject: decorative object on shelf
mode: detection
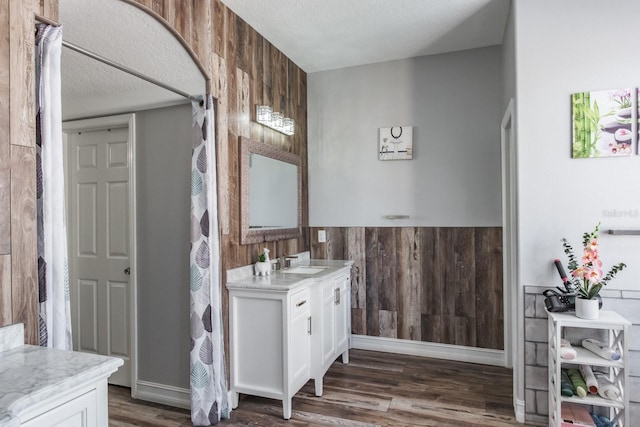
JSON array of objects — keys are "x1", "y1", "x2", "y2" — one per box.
[
  {"x1": 254, "y1": 247, "x2": 271, "y2": 276},
  {"x1": 378, "y1": 126, "x2": 413, "y2": 160},
  {"x1": 561, "y1": 223, "x2": 626, "y2": 319},
  {"x1": 575, "y1": 298, "x2": 600, "y2": 320},
  {"x1": 571, "y1": 88, "x2": 633, "y2": 158},
  {"x1": 255, "y1": 105, "x2": 295, "y2": 135}
]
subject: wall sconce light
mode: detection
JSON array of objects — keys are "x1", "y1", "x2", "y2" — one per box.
[{"x1": 255, "y1": 105, "x2": 295, "y2": 136}]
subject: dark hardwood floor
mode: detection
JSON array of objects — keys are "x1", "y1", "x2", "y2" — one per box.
[{"x1": 109, "y1": 349, "x2": 535, "y2": 426}]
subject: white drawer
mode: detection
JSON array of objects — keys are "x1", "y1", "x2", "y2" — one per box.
[{"x1": 290, "y1": 290, "x2": 310, "y2": 316}]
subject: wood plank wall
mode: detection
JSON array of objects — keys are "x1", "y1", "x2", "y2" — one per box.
[
  {"x1": 0, "y1": 0, "x2": 56, "y2": 343},
  {"x1": 0, "y1": 0, "x2": 308, "y2": 347},
  {"x1": 310, "y1": 227, "x2": 504, "y2": 350}
]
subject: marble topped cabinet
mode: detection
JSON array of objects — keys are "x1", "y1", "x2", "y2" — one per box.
[
  {"x1": 0, "y1": 324, "x2": 122, "y2": 427},
  {"x1": 226, "y1": 254, "x2": 353, "y2": 420}
]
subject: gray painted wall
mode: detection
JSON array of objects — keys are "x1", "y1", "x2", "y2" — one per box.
[
  {"x1": 136, "y1": 103, "x2": 192, "y2": 389},
  {"x1": 308, "y1": 46, "x2": 504, "y2": 227},
  {"x1": 514, "y1": 0, "x2": 640, "y2": 422},
  {"x1": 514, "y1": 0, "x2": 640, "y2": 291}
]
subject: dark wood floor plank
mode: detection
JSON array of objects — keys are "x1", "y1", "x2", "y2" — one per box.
[{"x1": 108, "y1": 350, "x2": 537, "y2": 427}]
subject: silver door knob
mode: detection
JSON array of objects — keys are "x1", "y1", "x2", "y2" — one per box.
[{"x1": 124, "y1": 267, "x2": 131, "y2": 275}]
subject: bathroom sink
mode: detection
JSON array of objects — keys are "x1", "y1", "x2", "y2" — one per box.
[{"x1": 281, "y1": 266, "x2": 329, "y2": 275}]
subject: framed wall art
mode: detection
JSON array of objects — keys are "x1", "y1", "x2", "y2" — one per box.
[
  {"x1": 379, "y1": 126, "x2": 413, "y2": 160},
  {"x1": 571, "y1": 88, "x2": 633, "y2": 158}
]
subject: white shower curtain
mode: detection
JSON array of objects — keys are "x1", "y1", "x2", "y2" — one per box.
[
  {"x1": 35, "y1": 24, "x2": 72, "y2": 350},
  {"x1": 190, "y1": 96, "x2": 229, "y2": 425}
]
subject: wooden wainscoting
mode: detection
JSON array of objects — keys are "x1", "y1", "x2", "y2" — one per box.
[{"x1": 311, "y1": 227, "x2": 503, "y2": 350}]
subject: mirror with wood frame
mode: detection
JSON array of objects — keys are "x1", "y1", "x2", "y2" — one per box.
[{"x1": 239, "y1": 136, "x2": 302, "y2": 244}]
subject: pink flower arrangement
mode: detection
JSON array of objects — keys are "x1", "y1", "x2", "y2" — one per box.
[{"x1": 561, "y1": 223, "x2": 626, "y2": 300}]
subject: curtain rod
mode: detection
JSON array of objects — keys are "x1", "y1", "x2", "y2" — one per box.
[
  {"x1": 35, "y1": 15, "x2": 202, "y2": 104},
  {"x1": 62, "y1": 41, "x2": 202, "y2": 104}
]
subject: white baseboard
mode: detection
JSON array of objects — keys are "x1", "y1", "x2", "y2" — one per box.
[
  {"x1": 134, "y1": 380, "x2": 190, "y2": 410},
  {"x1": 350, "y1": 335, "x2": 505, "y2": 366},
  {"x1": 133, "y1": 381, "x2": 236, "y2": 416},
  {"x1": 514, "y1": 398, "x2": 525, "y2": 423}
]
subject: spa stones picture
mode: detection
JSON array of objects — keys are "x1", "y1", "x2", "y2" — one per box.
[{"x1": 571, "y1": 88, "x2": 633, "y2": 158}]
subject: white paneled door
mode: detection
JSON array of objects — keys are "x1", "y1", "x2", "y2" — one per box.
[{"x1": 67, "y1": 126, "x2": 131, "y2": 387}]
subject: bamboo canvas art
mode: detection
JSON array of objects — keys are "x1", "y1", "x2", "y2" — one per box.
[{"x1": 571, "y1": 88, "x2": 633, "y2": 158}]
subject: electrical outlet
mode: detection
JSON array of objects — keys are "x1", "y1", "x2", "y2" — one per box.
[{"x1": 318, "y1": 229, "x2": 326, "y2": 243}]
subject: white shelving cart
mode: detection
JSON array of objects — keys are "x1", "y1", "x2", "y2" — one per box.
[{"x1": 547, "y1": 310, "x2": 630, "y2": 427}]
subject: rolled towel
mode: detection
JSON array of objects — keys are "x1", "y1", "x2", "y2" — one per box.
[
  {"x1": 596, "y1": 414, "x2": 613, "y2": 427},
  {"x1": 579, "y1": 364, "x2": 598, "y2": 394},
  {"x1": 560, "y1": 338, "x2": 577, "y2": 360},
  {"x1": 560, "y1": 369, "x2": 574, "y2": 397},
  {"x1": 582, "y1": 338, "x2": 621, "y2": 361},
  {"x1": 594, "y1": 372, "x2": 620, "y2": 401},
  {"x1": 590, "y1": 413, "x2": 605, "y2": 427},
  {"x1": 566, "y1": 368, "x2": 588, "y2": 397}
]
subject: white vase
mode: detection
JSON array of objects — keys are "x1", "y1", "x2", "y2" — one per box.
[
  {"x1": 575, "y1": 298, "x2": 599, "y2": 320},
  {"x1": 254, "y1": 261, "x2": 270, "y2": 276}
]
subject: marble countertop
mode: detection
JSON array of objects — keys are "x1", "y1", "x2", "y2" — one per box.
[
  {"x1": 0, "y1": 344, "x2": 123, "y2": 426},
  {"x1": 226, "y1": 258, "x2": 353, "y2": 292}
]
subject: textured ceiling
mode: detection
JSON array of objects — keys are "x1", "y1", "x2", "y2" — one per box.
[
  {"x1": 58, "y1": 0, "x2": 510, "y2": 119},
  {"x1": 59, "y1": 0, "x2": 205, "y2": 120},
  {"x1": 221, "y1": 0, "x2": 511, "y2": 73}
]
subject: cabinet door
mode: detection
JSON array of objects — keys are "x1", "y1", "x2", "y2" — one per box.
[
  {"x1": 290, "y1": 292, "x2": 311, "y2": 388},
  {"x1": 335, "y1": 276, "x2": 350, "y2": 353},
  {"x1": 20, "y1": 388, "x2": 98, "y2": 427},
  {"x1": 321, "y1": 281, "x2": 336, "y2": 367}
]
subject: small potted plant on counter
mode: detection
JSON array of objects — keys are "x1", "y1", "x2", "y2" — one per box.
[
  {"x1": 254, "y1": 247, "x2": 271, "y2": 276},
  {"x1": 561, "y1": 223, "x2": 626, "y2": 319}
]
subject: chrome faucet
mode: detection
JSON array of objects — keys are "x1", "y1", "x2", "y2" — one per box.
[{"x1": 281, "y1": 254, "x2": 298, "y2": 268}]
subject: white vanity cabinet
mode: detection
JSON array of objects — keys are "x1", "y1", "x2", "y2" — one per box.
[
  {"x1": 0, "y1": 323, "x2": 122, "y2": 427},
  {"x1": 228, "y1": 286, "x2": 311, "y2": 420},
  {"x1": 311, "y1": 272, "x2": 351, "y2": 396},
  {"x1": 290, "y1": 289, "x2": 312, "y2": 393},
  {"x1": 18, "y1": 381, "x2": 104, "y2": 427},
  {"x1": 227, "y1": 260, "x2": 352, "y2": 420}
]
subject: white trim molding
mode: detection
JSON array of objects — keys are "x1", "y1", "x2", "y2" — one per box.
[
  {"x1": 514, "y1": 397, "x2": 525, "y2": 423},
  {"x1": 135, "y1": 381, "x2": 190, "y2": 410},
  {"x1": 350, "y1": 335, "x2": 505, "y2": 367},
  {"x1": 134, "y1": 382, "x2": 236, "y2": 415}
]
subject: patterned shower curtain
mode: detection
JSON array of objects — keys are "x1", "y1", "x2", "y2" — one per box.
[
  {"x1": 190, "y1": 96, "x2": 229, "y2": 425},
  {"x1": 35, "y1": 24, "x2": 72, "y2": 350}
]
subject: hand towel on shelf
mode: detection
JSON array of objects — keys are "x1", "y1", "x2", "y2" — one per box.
[
  {"x1": 560, "y1": 370, "x2": 574, "y2": 397},
  {"x1": 560, "y1": 338, "x2": 577, "y2": 360},
  {"x1": 567, "y1": 368, "x2": 588, "y2": 397}
]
